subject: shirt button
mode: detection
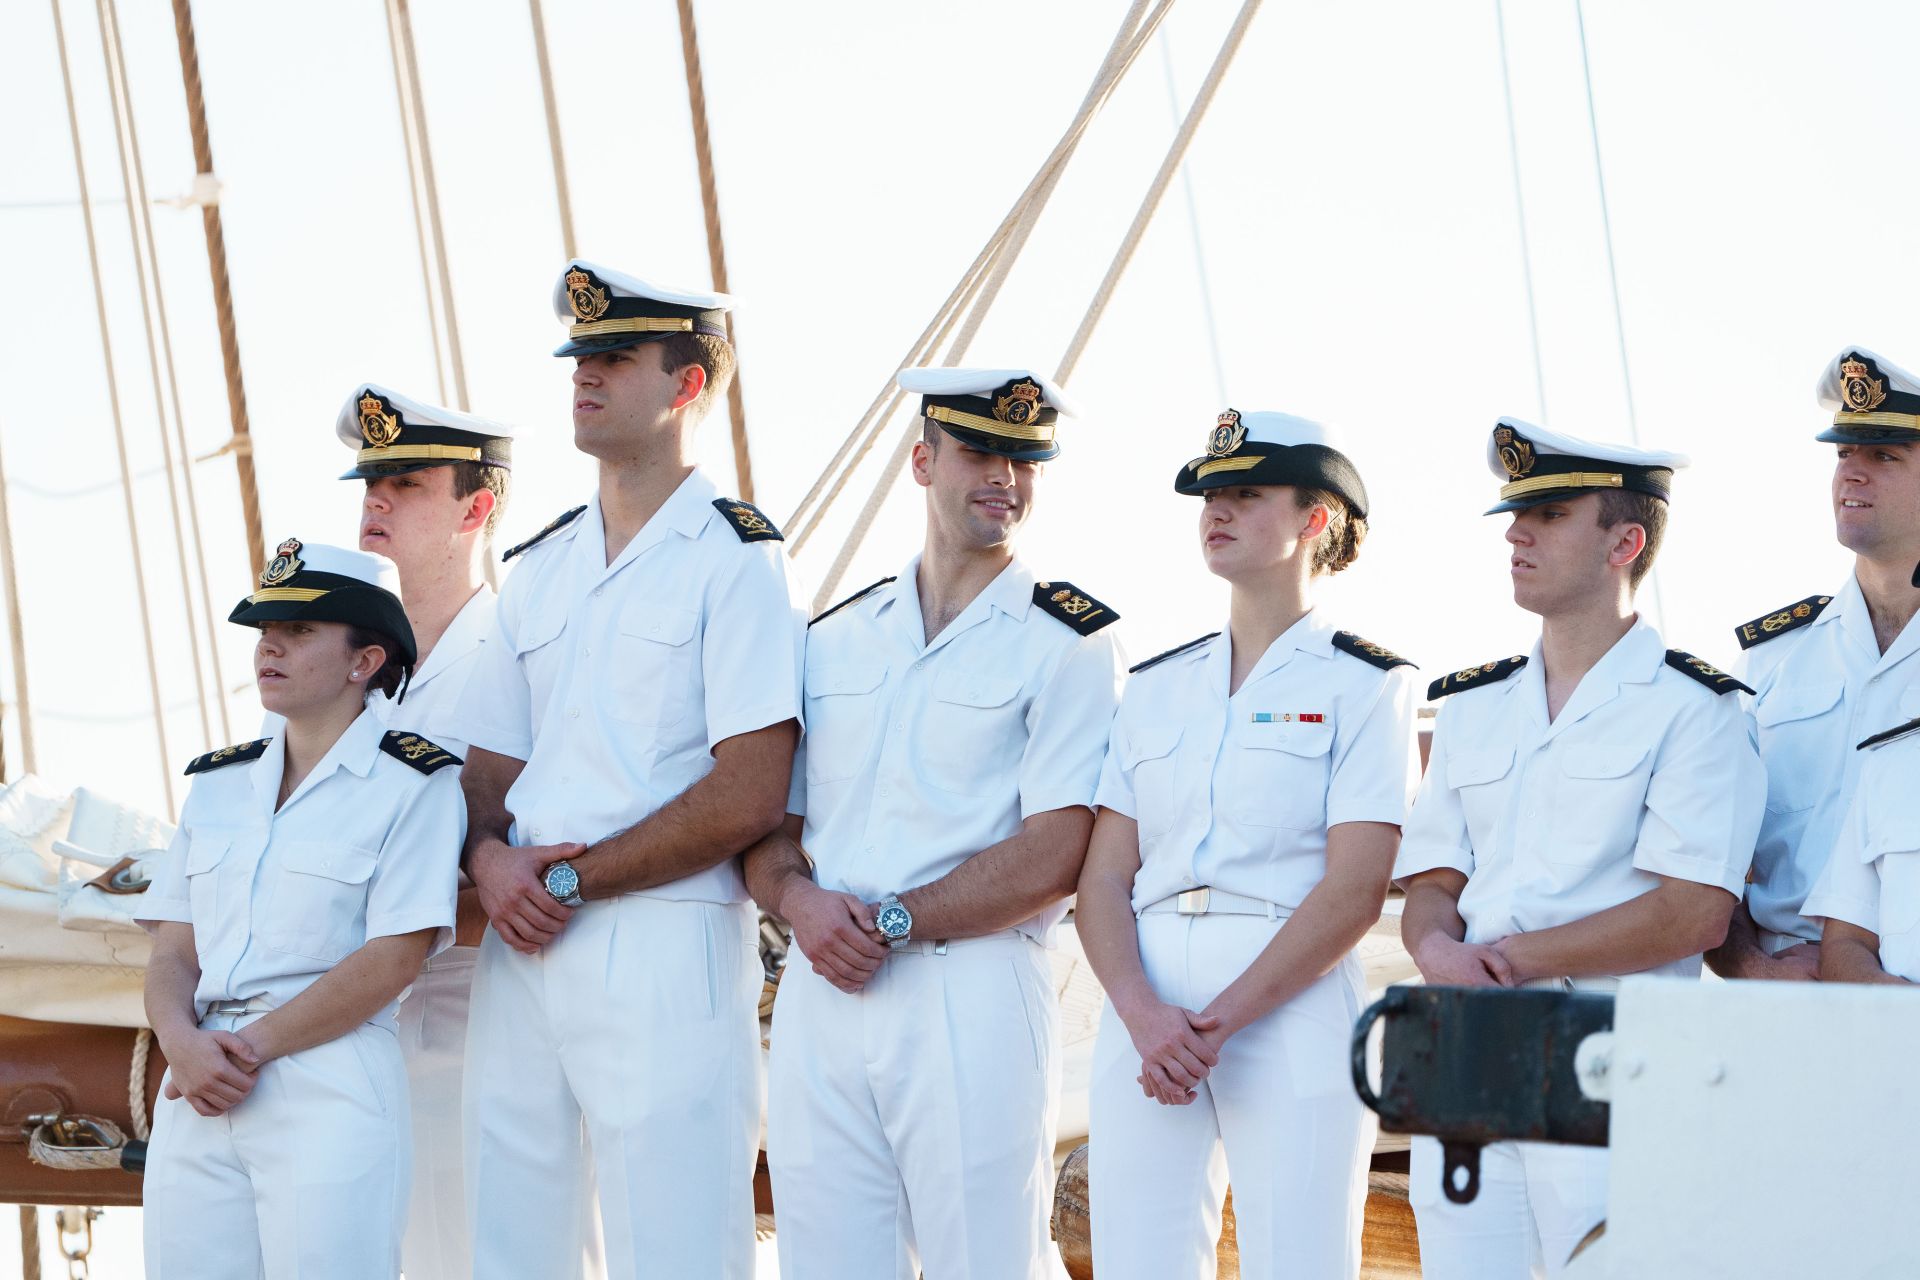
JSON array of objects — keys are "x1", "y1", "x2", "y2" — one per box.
[
  {"x1": 584, "y1": 646, "x2": 592, "y2": 657},
  {"x1": 531, "y1": 828, "x2": 541, "y2": 839},
  {"x1": 569, "y1": 708, "x2": 580, "y2": 719},
  {"x1": 592, "y1": 587, "x2": 603, "y2": 598},
  {"x1": 1183, "y1": 876, "x2": 1197, "y2": 887}
]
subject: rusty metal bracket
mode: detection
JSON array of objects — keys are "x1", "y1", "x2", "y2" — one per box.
[{"x1": 1352, "y1": 986, "x2": 1616, "y2": 1203}]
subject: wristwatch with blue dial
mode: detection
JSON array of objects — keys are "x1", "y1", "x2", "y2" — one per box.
[
  {"x1": 543, "y1": 860, "x2": 584, "y2": 907},
  {"x1": 875, "y1": 894, "x2": 913, "y2": 949}
]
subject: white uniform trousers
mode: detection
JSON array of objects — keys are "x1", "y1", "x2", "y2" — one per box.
[
  {"x1": 767, "y1": 931, "x2": 1063, "y2": 1280},
  {"x1": 464, "y1": 895, "x2": 761, "y2": 1280},
  {"x1": 144, "y1": 1016, "x2": 411, "y2": 1280},
  {"x1": 398, "y1": 944, "x2": 474, "y2": 1280},
  {"x1": 1408, "y1": 1136, "x2": 1608, "y2": 1278},
  {"x1": 1088, "y1": 912, "x2": 1373, "y2": 1280}
]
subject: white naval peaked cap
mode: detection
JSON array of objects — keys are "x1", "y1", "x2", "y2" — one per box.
[
  {"x1": 230, "y1": 537, "x2": 416, "y2": 667},
  {"x1": 274, "y1": 541, "x2": 402, "y2": 596},
  {"x1": 1483, "y1": 417, "x2": 1689, "y2": 515},
  {"x1": 1172, "y1": 408, "x2": 1370, "y2": 517},
  {"x1": 334, "y1": 383, "x2": 515, "y2": 480},
  {"x1": 552, "y1": 259, "x2": 732, "y2": 357},
  {"x1": 896, "y1": 366, "x2": 1080, "y2": 463},
  {"x1": 1232, "y1": 410, "x2": 1341, "y2": 448},
  {"x1": 1813, "y1": 346, "x2": 1920, "y2": 444}
]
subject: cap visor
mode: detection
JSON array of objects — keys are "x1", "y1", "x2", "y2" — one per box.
[
  {"x1": 552, "y1": 332, "x2": 674, "y2": 359},
  {"x1": 934, "y1": 423, "x2": 1059, "y2": 463},
  {"x1": 1815, "y1": 425, "x2": 1920, "y2": 445}
]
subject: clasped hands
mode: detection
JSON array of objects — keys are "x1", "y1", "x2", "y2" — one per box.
[
  {"x1": 779, "y1": 881, "x2": 891, "y2": 994},
  {"x1": 470, "y1": 837, "x2": 586, "y2": 954},
  {"x1": 1119, "y1": 999, "x2": 1226, "y2": 1107},
  {"x1": 159, "y1": 1025, "x2": 262, "y2": 1118}
]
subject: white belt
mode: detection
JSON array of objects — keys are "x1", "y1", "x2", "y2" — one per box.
[
  {"x1": 1138, "y1": 887, "x2": 1286, "y2": 919},
  {"x1": 1520, "y1": 976, "x2": 1620, "y2": 994},
  {"x1": 889, "y1": 928, "x2": 1024, "y2": 956},
  {"x1": 200, "y1": 997, "x2": 273, "y2": 1022}
]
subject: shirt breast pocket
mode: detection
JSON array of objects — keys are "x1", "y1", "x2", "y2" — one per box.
[
  {"x1": 1755, "y1": 679, "x2": 1842, "y2": 815},
  {"x1": 266, "y1": 841, "x2": 378, "y2": 964},
  {"x1": 1548, "y1": 745, "x2": 1652, "y2": 867},
  {"x1": 1122, "y1": 726, "x2": 1182, "y2": 839},
  {"x1": 1447, "y1": 747, "x2": 1515, "y2": 842},
  {"x1": 803, "y1": 661, "x2": 888, "y2": 785},
  {"x1": 512, "y1": 610, "x2": 567, "y2": 710},
  {"x1": 610, "y1": 603, "x2": 701, "y2": 728},
  {"x1": 183, "y1": 832, "x2": 233, "y2": 927},
  {"x1": 924, "y1": 671, "x2": 1026, "y2": 798},
  {"x1": 1230, "y1": 728, "x2": 1332, "y2": 830}
]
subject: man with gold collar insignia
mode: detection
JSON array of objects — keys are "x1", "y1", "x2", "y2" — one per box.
[
  {"x1": 449, "y1": 262, "x2": 805, "y2": 1279},
  {"x1": 1394, "y1": 419, "x2": 1764, "y2": 1279},
  {"x1": 745, "y1": 366, "x2": 1123, "y2": 1279},
  {"x1": 1708, "y1": 347, "x2": 1920, "y2": 982}
]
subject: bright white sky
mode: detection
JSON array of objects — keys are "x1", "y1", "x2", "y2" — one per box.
[{"x1": 3, "y1": 0, "x2": 1918, "y2": 819}]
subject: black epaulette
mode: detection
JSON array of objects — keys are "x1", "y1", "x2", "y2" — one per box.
[
  {"x1": 712, "y1": 499, "x2": 784, "y2": 543},
  {"x1": 502, "y1": 505, "x2": 586, "y2": 562},
  {"x1": 379, "y1": 731, "x2": 462, "y2": 774},
  {"x1": 1332, "y1": 631, "x2": 1416, "y2": 672},
  {"x1": 1859, "y1": 717, "x2": 1920, "y2": 751},
  {"x1": 1033, "y1": 581, "x2": 1118, "y2": 635},
  {"x1": 1663, "y1": 650, "x2": 1754, "y2": 696},
  {"x1": 1734, "y1": 594, "x2": 1831, "y2": 650},
  {"x1": 1129, "y1": 632, "x2": 1218, "y2": 675},
  {"x1": 810, "y1": 577, "x2": 896, "y2": 628},
  {"x1": 183, "y1": 738, "x2": 270, "y2": 775},
  {"x1": 1427, "y1": 656, "x2": 1527, "y2": 701}
]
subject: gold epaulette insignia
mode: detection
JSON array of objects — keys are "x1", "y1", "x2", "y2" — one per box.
[
  {"x1": 502, "y1": 505, "x2": 587, "y2": 562},
  {"x1": 810, "y1": 577, "x2": 896, "y2": 628},
  {"x1": 1033, "y1": 581, "x2": 1118, "y2": 635},
  {"x1": 1664, "y1": 650, "x2": 1754, "y2": 697},
  {"x1": 1427, "y1": 656, "x2": 1527, "y2": 701},
  {"x1": 1734, "y1": 594, "x2": 1830, "y2": 650},
  {"x1": 712, "y1": 498, "x2": 784, "y2": 543},
  {"x1": 1332, "y1": 631, "x2": 1415, "y2": 672},
  {"x1": 380, "y1": 731, "x2": 462, "y2": 774},
  {"x1": 1129, "y1": 632, "x2": 1218, "y2": 675},
  {"x1": 184, "y1": 738, "x2": 271, "y2": 775}
]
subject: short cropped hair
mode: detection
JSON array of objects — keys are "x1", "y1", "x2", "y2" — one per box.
[{"x1": 1594, "y1": 489, "x2": 1667, "y2": 589}]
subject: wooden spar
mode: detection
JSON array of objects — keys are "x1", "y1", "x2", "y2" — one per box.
[
  {"x1": 389, "y1": 0, "x2": 471, "y2": 413},
  {"x1": 169, "y1": 0, "x2": 265, "y2": 579},
  {"x1": 528, "y1": 0, "x2": 577, "y2": 259},
  {"x1": 675, "y1": 0, "x2": 753, "y2": 503},
  {"x1": 50, "y1": 0, "x2": 176, "y2": 813}
]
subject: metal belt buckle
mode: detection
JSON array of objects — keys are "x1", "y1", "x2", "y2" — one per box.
[{"x1": 1177, "y1": 887, "x2": 1211, "y2": 915}]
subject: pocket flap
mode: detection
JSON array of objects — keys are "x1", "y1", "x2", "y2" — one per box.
[
  {"x1": 1561, "y1": 745, "x2": 1649, "y2": 780},
  {"x1": 1240, "y1": 725, "x2": 1334, "y2": 758},
  {"x1": 621, "y1": 604, "x2": 699, "y2": 647},
  {"x1": 511, "y1": 610, "x2": 565, "y2": 657},
  {"x1": 934, "y1": 671, "x2": 1022, "y2": 709},
  {"x1": 1447, "y1": 747, "x2": 1514, "y2": 788},
  {"x1": 1756, "y1": 679, "x2": 1842, "y2": 728},
  {"x1": 184, "y1": 835, "x2": 231, "y2": 875},
  {"x1": 806, "y1": 659, "x2": 887, "y2": 698},
  {"x1": 278, "y1": 841, "x2": 377, "y2": 885},
  {"x1": 1867, "y1": 813, "x2": 1920, "y2": 861},
  {"x1": 1124, "y1": 725, "x2": 1181, "y2": 765}
]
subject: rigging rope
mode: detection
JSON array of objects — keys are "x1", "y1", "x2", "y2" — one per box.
[
  {"x1": 382, "y1": 0, "x2": 451, "y2": 406},
  {"x1": 527, "y1": 0, "x2": 577, "y2": 259},
  {"x1": 169, "y1": 0, "x2": 265, "y2": 578},
  {"x1": 49, "y1": 0, "x2": 176, "y2": 813},
  {"x1": 1158, "y1": 28, "x2": 1229, "y2": 406},
  {"x1": 1493, "y1": 0, "x2": 1548, "y2": 423},
  {"x1": 0, "y1": 417, "x2": 36, "y2": 775},
  {"x1": 96, "y1": 0, "x2": 223, "y2": 744},
  {"x1": 676, "y1": 0, "x2": 755, "y2": 504},
  {"x1": 789, "y1": 0, "x2": 1171, "y2": 572}
]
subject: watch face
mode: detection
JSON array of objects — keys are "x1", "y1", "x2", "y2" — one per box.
[
  {"x1": 876, "y1": 903, "x2": 912, "y2": 939},
  {"x1": 545, "y1": 862, "x2": 580, "y2": 901}
]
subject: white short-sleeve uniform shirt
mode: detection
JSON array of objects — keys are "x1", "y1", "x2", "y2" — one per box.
[
  {"x1": 794, "y1": 556, "x2": 1123, "y2": 941},
  {"x1": 1095, "y1": 614, "x2": 1420, "y2": 912},
  {"x1": 447, "y1": 469, "x2": 807, "y2": 903},
  {"x1": 1739, "y1": 577, "x2": 1920, "y2": 946},
  {"x1": 1805, "y1": 720, "x2": 1920, "y2": 982},
  {"x1": 1395, "y1": 618, "x2": 1766, "y2": 979},
  {"x1": 136, "y1": 706, "x2": 466, "y2": 1029}
]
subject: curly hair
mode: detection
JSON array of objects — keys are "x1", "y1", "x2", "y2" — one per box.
[{"x1": 1293, "y1": 487, "x2": 1367, "y2": 577}]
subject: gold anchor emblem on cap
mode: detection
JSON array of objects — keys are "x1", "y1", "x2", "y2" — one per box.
[
  {"x1": 1494, "y1": 426, "x2": 1536, "y2": 479},
  {"x1": 1841, "y1": 357, "x2": 1887, "y2": 413},
  {"x1": 566, "y1": 267, "x2": 610, "y2": 322},
  {"x1": 993, "y1": 379, "x2": 1043, "y2": 427},
  {"x1": 1208, "y1": 408, "x2": 1247, "y2": 458},
  {"x1": 358, "y1": 392, "x2": 401, "y2": 448},
  {"x1": 259, "y1": 538, "x2": 304, "y2": 588}
]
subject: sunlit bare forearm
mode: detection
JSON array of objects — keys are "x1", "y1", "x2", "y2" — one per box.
[
  {"x1": 1496, "y1": 879, "x2": 1735, "y2": 983},
  {"x1": 238, "y1": 931, "x2": 436, "y2": 1062},
  {"x1": 1819, "y1": 919, "x2": 1912, "y2": 986},
  {"x1": 743, "y1": 814, "x2": 812, "y2": 921},
  {"x1": 895, "y1": 806, "x2": 1094, "y2": 941},
  {"x1": 459, "y1": 747, "x2": 522, "y2": 865},
  {"x1": 1073, "y1": 809, "x2": 1155, "y2": 1018},
  {"x1": 573, "y1": 721, "x2": 796, "y2": 899},
  {"x1": 143, "y1": 922, "x2": 204, "y2": 1047}
]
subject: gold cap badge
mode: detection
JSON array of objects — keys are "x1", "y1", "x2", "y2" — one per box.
[
  {"x1": 358, "y1": 392, "x2": 401, "y2": 448},
  {"x1": 1494, "y1": 426, "x2": 1536, "y2": 479},
  {"x1": 1208, "y1": 408, "x2": 1247, "y2": 458},
  {"x1": 993, "y1": 379, "x2": 1043, "y2": 427},
  {"x1": 566, "y1": 267, "x2": 610, "y2": 322},
  {"x1": 1841, "y1": 357, "x2": 1887, "y2": 413},
  {"x1": 260, "y1": 538, "x2": 304, "y2": 589}
]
